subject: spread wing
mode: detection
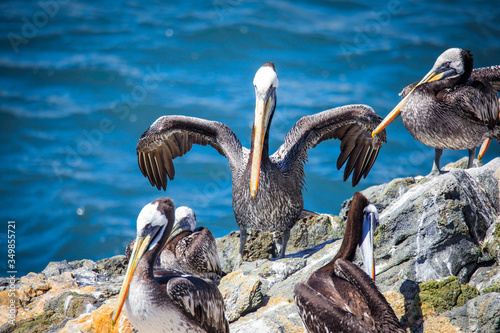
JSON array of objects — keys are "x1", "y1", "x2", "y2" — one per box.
[
  {"x1": 270, "y1": 104, "x2": 386, "y2": 186},
  {"x1": 136, "y1": 115, "x2": 246, "y2": 190},
  {"x1": 165, "y1": 275, "x2": 229, "y2": 333}
]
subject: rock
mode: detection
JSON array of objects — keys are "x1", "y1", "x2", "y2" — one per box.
[
  {"x1": 216, "y1": 231, "x2": 240, "y2": 273},
  {"x1": 349, "y1": 157, "x2": 500, "y2": 292},
  {"x1": 0, "y1": 256, "x2": 126, "y2": 332},
  {"x1": 216, "y1": 211, "x2": 343, "y2": 273},
  {"x1": 276, "y1": 213, "x2": 343, "y2": 255},
  {"x1": 59, "y1": 301, "x2": 136, "y2": 333},
  {"x1": 4, "y1": 158, "x2": 500, "y2": 332},
  {"x1": 446, "y1": 292, "x2": 500, "y2": 333},
  {"x1": 229, "y1": 297, "x2": 304, "y2": 333},
  {"x1": 219, "y1": 271, "x2": 264, "y2": 322},
  {"x1": 44, "y1": 291, "x2": 99, "y2": 318}
]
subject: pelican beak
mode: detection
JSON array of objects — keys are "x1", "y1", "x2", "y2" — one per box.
[
  {"x1": 250, "y1": 90, "x2": 274, "y2": 198},
  {"x1": 477, "y1": 138, "x2": 491, "y2": 163},
  {"x1": 112, "y1": 234, "x2": 152, "y2": 324},
  {"x1": 360, "y1": 204, "x2": 379, "y2": 280},
  {"x1": 372, "y1": 68, "x2": 446, "y2": 137},
  {"x1": 166, "y1": 223, "x2": 182, "y2": 243}
]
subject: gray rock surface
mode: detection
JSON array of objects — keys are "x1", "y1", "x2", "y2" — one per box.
[
  {"x1": 350, "y1": 157, "x2": 500, "y2": 291},
  {"x1": 446, "y1": 292, "x2": 500, "y2": 333}
]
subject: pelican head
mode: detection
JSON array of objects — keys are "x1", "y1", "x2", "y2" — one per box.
[
  {"x1": 167, "y1": 206, "x2": 197, "y2": 242},
  {"x1": 372, "y1": 48, "x2": 472, "y2": 137},
  {"x1": 250, "y1": 62, "x2": 279, "y2": 198},
  {"x1": 359, "y1": 203, "x2": 379, "y2": 280},
  {"x1": 112, "y1": 198, "x2": 175, "y2": 324}
]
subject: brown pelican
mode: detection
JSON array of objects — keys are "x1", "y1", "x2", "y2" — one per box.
[
  {"x1": 112, "y1": 198, "x2": 229, "y2": 332},
  {"x1": 372, "y1": 48, "x2": 500, "y2": 174},
  {"x1": 125, "y1": 206, "x2": 223, "y2": 283},
  {"x1": 136, "y1": 62, "x2": 386, "y2": 260},
  {"x1": 294, "y1": 192, "x2": 404, "y2": 333},
  {"x1": 161, "y1": 206, "x2": 223, "y2": 283}
]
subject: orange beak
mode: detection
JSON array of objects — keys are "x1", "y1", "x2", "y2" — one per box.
[
  {"x1": 112, "y1": 234, "x2": 150, "y2": 324},
  {"x1": 478, "y1": 138, "x2": 491, "y2": 163},
  {"x1": 372, "y1": 69, "x2": 445, "y2": 137},
  {"x1": 250, "y1": 94, "x2": 273, "y2": 198}
]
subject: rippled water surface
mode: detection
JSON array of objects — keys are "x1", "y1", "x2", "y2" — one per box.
[{"x1": 1, "y1": 0, "x2": 499, "y2": 276}]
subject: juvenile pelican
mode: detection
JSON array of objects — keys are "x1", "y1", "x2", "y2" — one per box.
[
  {"x1": 112, "y1": 198, "x2": 229, "y2": 332},
  {"x1": 373, "y1": 48, "x2": 500, "y2": 174},
  {"x1": 161, "y1": 206, "x2": 223, "y2": 283},
  {"x1": 137, "y1": 62, "x2": 386, "y2": 260}
]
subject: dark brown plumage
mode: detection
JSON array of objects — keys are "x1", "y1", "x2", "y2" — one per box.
[
  {"x1": 294, "y1": 192, "x2": 404, "y2": 333},
  {"x1": 136, "y1": 63, "x2": 386, "y2": 261}
]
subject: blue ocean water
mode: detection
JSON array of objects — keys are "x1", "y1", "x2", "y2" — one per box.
[{"x1": 0, "y1": 0, "x2": 499, "y2": 277}]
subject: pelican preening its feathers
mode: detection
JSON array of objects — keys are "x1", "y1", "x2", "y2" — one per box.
[
  {"x1": 373, "y1": 48, "x2": 500, "y2": 174},
  {"x1": 125, "y1": 205, "x2": 223, "y2": 283},
  {"x1": 161, "y1": 206, "x2": 223, "y2": 283},
  {"x1": 112, "y1": 198, "x2": 229, "y2": 333},
  {"x1": 294, "y1": 192, "x2": 404, "y2": 333},
  {"x1": 137, "y1": 62, "x2": 387, "y2": 260}
]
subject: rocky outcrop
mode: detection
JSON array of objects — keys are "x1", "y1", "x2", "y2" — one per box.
[
  {"x1": 1, "y1": 158, "x2": 499, "y2": 333},
  {"x1": 0, "y1": 257, "x2": 135, "y2": 333}
]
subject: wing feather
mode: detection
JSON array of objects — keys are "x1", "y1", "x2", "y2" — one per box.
[
  {"x1": 183, "y1": 227, "x2": 223, "y2": 282},
  {"x1": 137, "y1": 115, "x2": 244, "y2": 190},
  {"x1": 166, "y1": 276, "x2": 229, "y2": 332},
  {"x1": 160, "y1": 142, "x2": 175, "y2": 180},
  {"x1": 294, "y1": 282, "x2": 375, "y2": 333},
  {"x1": 271, "y1": 105, "x2": 387, "y2": 187},
  {"x1": 334, "y1": 259, "x2": 405, "y2": 332}
]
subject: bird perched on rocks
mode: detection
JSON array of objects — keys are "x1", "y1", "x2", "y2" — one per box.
[
  {"x1": 113, "y1": 198, "x2": 229, "y2": 332},
  {"x1": 125, "y1": 205, "x2": 223, "y2": 283},
  {"x1": 294, "y1": 192, "x2": 404, "y2": 333},
  {"x1": 136, "y1": 62, "x2": 386, "y2": 262},
  {"x1": 373, "y1": 48, "x2": 500, "y2": 174}
]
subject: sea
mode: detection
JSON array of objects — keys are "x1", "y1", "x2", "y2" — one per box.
[{"x1": 1, "y1": 0, "x2": 499, "y2": 277}]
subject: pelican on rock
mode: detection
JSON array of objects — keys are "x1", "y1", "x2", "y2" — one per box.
[
  {"x1": 137, "y1": 62, "x2": 386, "y2": 260},
  {"x1": 373, "y1": 48, "x2": 500, "y2": 174},
  {"x1": 112, "y1": 198, "x2": 229, "y2": 333},
  {"x1": 294, "y1": 192, "x2": 404, "y2": 333},
  {"x1": 125, "y1": 206, "x2": 223, "y2": 283}
]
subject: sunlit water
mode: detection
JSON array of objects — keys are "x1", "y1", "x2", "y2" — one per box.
[{"x1": 1, "y1": 0, "x2": 499, "y2": 276}]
